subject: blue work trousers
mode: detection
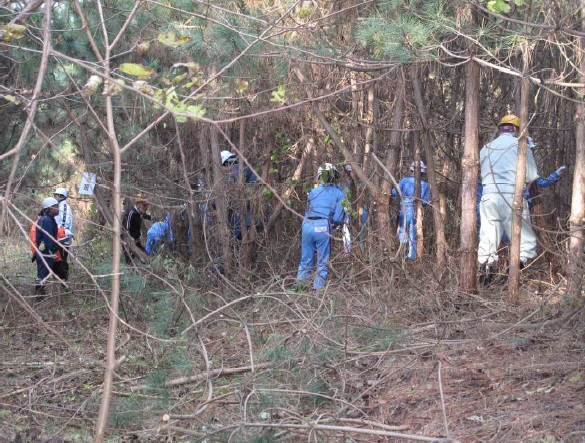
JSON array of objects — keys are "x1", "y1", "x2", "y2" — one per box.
[
  {"x1": 145, "y1": 234, "x2": 163, "y2": 255},
  {"x1": 398, "y1": 202, "x2": 417, "y2": 261},
  {"x1": 35, "y1": 253, "x2": 55, "y2": 293},
  {"x1": 296, "y1": 218, "x2": 331, "y2": 289}
]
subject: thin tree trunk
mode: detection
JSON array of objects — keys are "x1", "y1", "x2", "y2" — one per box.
[
  {"x1": 378, "y1": 73, "x2": 405, "y2": 251},
  {"x1": 440, "y1": 77, "x2": 459, "y2": 251},
  {"x1": 508, "y1": 47, "x2": 532, "y2": 304},
  {"x1": 363, "y1": 85, "x2": 375, "y2": 172},
  {"x1": 350, "y1": 69, "x2": 361, "y2": 161},
  {"x1": 210, "y1": 124, "x2": 234, "y2": 275},
  {"x1": 0, "y1": 0, "x2": 52, "y2": 233},
  {"x1": 411, "y1": 68, "x2": 446, "y2": 269},
  {"x1": 238, "y1": 119, "x2": 255, "y2": 274},
  {"x1": 459, "y1": 59, "x2": 480, "y2": 293},
  {"x1": 174, "y1": 125, "x2": 196, "y2": 259},
  {"x1": 413, "y1": 138, "x2": 423, "y2": 261},
  {"x1": 95, "y1": 98, "x2": 123, "y2": 442},
  {"x1": 95, "y1": 0, "x2": 122, "y2": 438},
  {"x1": 567, "y1": 0, "x2": 585, "y2": 301},
  {"x1": 188, "y1": 125, "x2": 209, "y2": 263}
]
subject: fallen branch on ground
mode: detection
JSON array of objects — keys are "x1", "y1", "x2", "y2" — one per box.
[{"x1": 130, "y1": 362, "x2": 271, "y2": 392}]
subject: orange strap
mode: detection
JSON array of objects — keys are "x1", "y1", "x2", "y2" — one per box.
[{"x1": 29, "y1": 217, "x2": 65, "y2": 261}]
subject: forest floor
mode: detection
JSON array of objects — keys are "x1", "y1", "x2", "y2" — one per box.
[{"x1": 1, "y1": 235, "x2": 584, "y2": 443}]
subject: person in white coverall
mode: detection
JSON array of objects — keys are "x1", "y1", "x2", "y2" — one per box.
[
  {"x1": 477, "y1": 114, "x2": 539, "y2": 284},
  {"x1": 53, "y1": 187, "x2": 74, "y2": 280}
]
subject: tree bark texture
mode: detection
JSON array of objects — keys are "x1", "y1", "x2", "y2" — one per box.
[
  {"x1": 508, "y1": 48, "x2": 532, "y2": 305},
  {"x1": 414, "y1": 137, "x2": 424, "y2": 261},
  {"x1": 95, "y1": 0, "x2": 126, "y2": 437},
  {"x1": 459, "y1": 59, "x2": 480, "y2": 293},
  {"x1": 378, "y1": 72, "x2": 405, "y2": 252},
  {"x1": 567, "y1": 0, "x2": 585, "y2": 301},
  {"x1": 411, "y1": 68, "x2": 446, "y2": 269},
  {"x1": 210, "y1": 124, "x2": 234, "y2": 275}
]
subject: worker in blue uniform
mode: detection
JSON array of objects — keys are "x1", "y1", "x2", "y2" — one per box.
[
  {"x1": 296, "y1": 163, "x2": 346, "y2": 290},
  {"x1": 145, "y1": 212, "x2": 174, "y2": 255},
  {"x1": 391, "y1": 161, "x2": 431, "y2": 261},
  {"x1": 221, "y1": 150, "x2": 258, "y2": 184}
]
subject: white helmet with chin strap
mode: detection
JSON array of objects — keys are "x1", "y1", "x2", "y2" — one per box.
[
  {"x1": 317, "y1": 163, "x2": 340, "y2": 182},
  {"x1": 54, "y1": 187, "x2": 68, "y2": 198},
  {"x1": 42, "y1": 197, "x2": 59, "y2": 209},
  {"x1": 409, "y1": 161, "x2": 427, "y2": 174},
  {"x1": 220, "y1": 150, "x2": 237, "y2": 166}
]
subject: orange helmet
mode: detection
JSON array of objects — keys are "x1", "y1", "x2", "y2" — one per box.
[{"x1": 499, "y1": 114, "x2": 520, "y2": 127}]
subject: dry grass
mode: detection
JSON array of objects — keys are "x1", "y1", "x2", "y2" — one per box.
[{"x1": 1, "y1": 234, "x2": 584, "y2": 443}]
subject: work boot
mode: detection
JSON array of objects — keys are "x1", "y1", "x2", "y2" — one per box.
[
  {"x1": 478, "y1": 263, "x2": 494, "y2": 287},
  {"x1": 34, "y1": 284, "x2": 46, "y2": 302},
  {"x1": 519, "y1": 258, "x2": 535, "y2": 270}
]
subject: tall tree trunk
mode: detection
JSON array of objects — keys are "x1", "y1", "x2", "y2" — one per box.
[
  {"x1": 413, "y1": 137, "x2": 424, "y2": 261},
  {"x1": 210, "y1": 124, "x2": 234, "y2": 275},
  {"x1": 363, "y1": 85, "x2": 375, "y2": 172},
  {"x1": 453, "y1": 0, "x2": 476, "y2": 268},
  {"x1": 191, "y1": 125, "x2": 212, "y2": 264},
  {"x1": 459, "y1": 59, "x2": 480, "y2": 293},
  {"x1": 95, "y1": 0, "x2": 123, "y2": 438},
  {"x1": 238, "y1": 119, "x2": 256, "y2": 275},
  {"x1": 174, "y1": 124, "x2": 196, "y2": 259},
  {"x1": 350, "y1": 69, "x2": 361, "y2": 161},
  {"x1": 411, "y1": 67, "x2": 446, "y2": 269},
  {"x1": 508, "y1": 46, "x2": 532, "y2": 304},
  {"x1": 567, "y1": 0, "x2": 585, "y2": 301},
  {"x1": 378, "y1": 73, "x2": 405, "y2": 251}
]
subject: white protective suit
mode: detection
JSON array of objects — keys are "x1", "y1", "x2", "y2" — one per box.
[
  {"x1": 54, "y1": 199, "x2": 74, "y2": 246},
  {"x1": 478, "y1": 132, "x2": 539, "y2": 265}
]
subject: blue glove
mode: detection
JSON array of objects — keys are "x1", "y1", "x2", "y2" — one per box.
[{"x1": 555, "y1": 165, "x2": 566, "y2": 176}]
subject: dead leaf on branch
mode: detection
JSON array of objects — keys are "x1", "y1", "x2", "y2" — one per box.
[
  {"x1": 158, "y1": 31, "x2": 190, "y2": 48},
  {"x1": 119, "y1": 63, "x2": 155, "y2": 79}
]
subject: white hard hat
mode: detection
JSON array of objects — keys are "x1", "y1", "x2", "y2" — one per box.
[
  {"x1": 409, "y1": 161, "x2": 427, "y2": 174},
  {"x1": 42, "y1": 197, "x2": 59, "y2": 209},
  {"x1": 54, "y1": 187, "x2": 68, "y2": 198},
  {"x1": 317, "y1": 163, "x2": 340, "y2": 182},
  {"x1": 220, "y1": 150, "x2": 237, "y2": 165}
]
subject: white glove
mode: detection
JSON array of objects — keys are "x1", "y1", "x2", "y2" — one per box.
[{"x1": 555, "y1": 165, "x2": 566, "y2": 176}]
